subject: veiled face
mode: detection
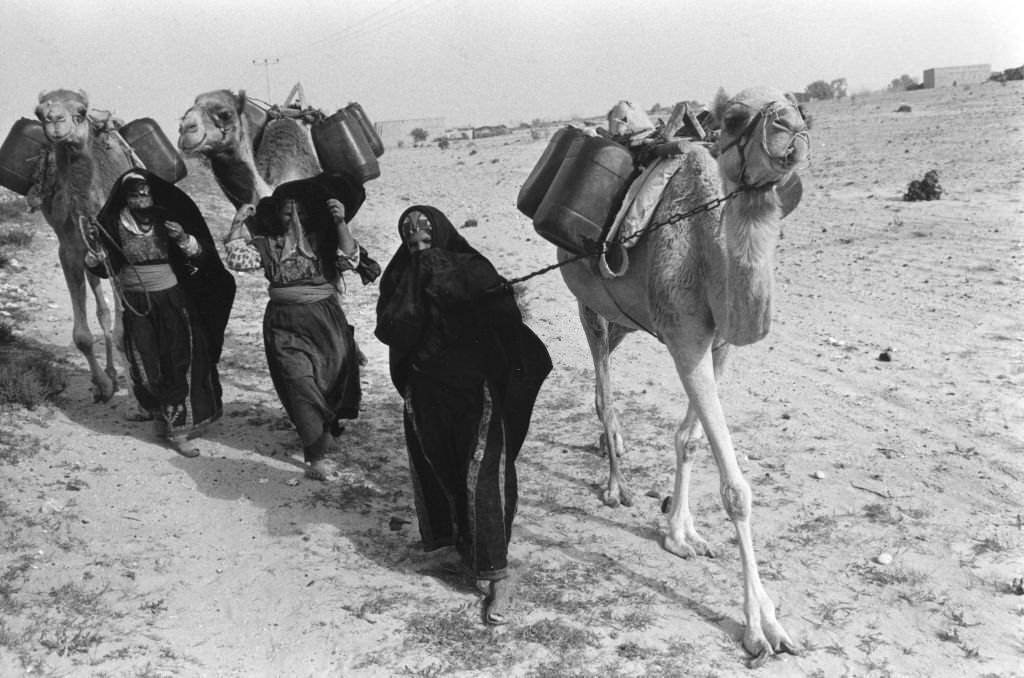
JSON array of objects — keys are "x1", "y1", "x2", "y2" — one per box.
[
  {"x1": 405, "y1": 230, "x2": 432, "y2": 253},
  {"x1": 400, "y1": 209, "x2": 434, "y2": 253},
  {"x1": 125, "y1": 181, "x2": 154, "y2": 211}
]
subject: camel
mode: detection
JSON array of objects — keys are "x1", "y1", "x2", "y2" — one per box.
[
  {"x1": 556, "y1": 86, "x2": 810, "y2": 666},
  {"x1": 177, "y1": 87, "x2": 321, "y2": 212},
  {"x1": 31, "y1": 89, "x2": 142, "y2": 402}
]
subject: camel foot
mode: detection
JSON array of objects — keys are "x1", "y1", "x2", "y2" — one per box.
[
  {"x1": 600, "y1": 488, "x2": 635, "y2": 508},
  {"x1": 663, "y1": 533, "x2": 715, "y2": 559},
  {"x1": 743, "y1": 621, "x2": 797, "y2": 668},
  {"x1": 91, "y1": 375, "x2": 118, "y2": 403}
]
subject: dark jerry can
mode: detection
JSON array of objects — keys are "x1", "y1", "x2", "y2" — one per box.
[
  {"x1": 532, "y1": 135, "x2": 635, "y2": 254},
  {"x1": 119, "y1": 118, "x2": 187, "y2": 184},
  {"x1": 344, "y1": 102, "x2": 384, "y2": 158},
  {"x1": 516, "y1": 125, "x2": 584, "y2": 219},
  {"x1": 0, "y1": 118, "x2": 49, "y2": 195},
  {"x1": 311, "y1": 108, "x2": 381, "y2": 183}
]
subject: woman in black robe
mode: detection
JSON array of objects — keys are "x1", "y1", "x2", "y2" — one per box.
[
  {"x1": 375, "y1": 205, "x2": 551, "y2": 625},
  {"x1": 223, "y1": 172, "x2": 379, "y2": 480},
  {"x1": 88, "y1": 169, "x2": 236, "y2": 457}
]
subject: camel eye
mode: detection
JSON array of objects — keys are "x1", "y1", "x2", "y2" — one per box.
[
  {"x1": 217, "y1": 110, "x2": 232, "y2": 121},
  {"x1": 722, "y1": 113, "x2": 748, "y2": 135}
]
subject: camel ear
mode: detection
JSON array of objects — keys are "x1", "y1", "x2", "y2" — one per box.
[
  {"x1": 711, "y1": 87, "x2": 730, "y2": 125},
  {"x1": 777, "y1": 173, "x2": 803, "y2": 219},
  {"x1": 236, "y1": 90, "x2": 249, "y2": 114},
  {"x1": 77, "y1": 89, "x2": 89, "y2": 108}
]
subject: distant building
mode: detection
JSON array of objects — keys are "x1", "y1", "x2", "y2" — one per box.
[
  {"x1": 374, "y1": 117, "x2": 446, "y2": 147},
  {"x1": 923, "y1": 64, "x2": 991, "y2": 88},
  {"x1": 471, "y1": 125, "x2": 510, "y2": 140}
]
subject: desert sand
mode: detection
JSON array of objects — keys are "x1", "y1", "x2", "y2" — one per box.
[{"x1": 0, "y1": 81, "x2": 1021, "y2": 677}]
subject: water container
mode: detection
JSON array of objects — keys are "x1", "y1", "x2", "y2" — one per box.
[
  {"x1": 0, "y1": 118, "x2": 49, "y2": 195},
  {"x1": 516, "y1": 126, "x2": 583, "y2": 219},
  {"x1": 344, "y1": 102, "x2": 384, "y2": 157},
  {"x1": 532, "y1": 136, "x2": 635, "y2": 254},
  {"x1": 311, "y1": 108, "x2": 380, "y2": 183},
  {"x1": 120, "y1": 118, "x2": 187, "y2": 184}
]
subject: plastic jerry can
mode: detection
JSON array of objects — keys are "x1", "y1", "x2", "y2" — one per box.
[
  {"x1": 311, "y1": 108, "x2": 380, "y2": 183},
  {"x1": 516, "y1": 126, "x2": 584, "y2": 219},
  {"x1": 344, "y1": 102, "x2": 384, "y2": 157},
  {"x1": 532, "y1": 135, "x2": 635, "y2": 254},
  {"x1": 0, "y1": 118, "x2": 49, "y2": 195},
  {"x1": 119, "y1": 118, "x2": 187, "y2": 184}
]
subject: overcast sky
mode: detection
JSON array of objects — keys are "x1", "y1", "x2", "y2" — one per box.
[{"x1": 2, "y1": 0, "x2": 1022, "y2": 137}]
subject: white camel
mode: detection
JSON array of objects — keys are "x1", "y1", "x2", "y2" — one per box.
[{"x1": 557, "y1": 86, "x2": 809, "y2": 666}]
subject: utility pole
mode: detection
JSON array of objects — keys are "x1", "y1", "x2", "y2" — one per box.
[{"x1": 252, "y1": 58, "x2": 280, "y2": 101}]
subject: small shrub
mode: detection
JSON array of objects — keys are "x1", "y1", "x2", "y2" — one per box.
[
  {"x1": 0, "y1": 222, "x2": 34, "y2": 249},
  {"x1": 0, "y1": 195, "x2": 31, "y2": 222},
  {"x1": 0, "y1": 329, "x2": 68, "y2": 408}
]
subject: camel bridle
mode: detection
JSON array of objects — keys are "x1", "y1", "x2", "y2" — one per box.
[{"x1": 717, "y1": 100, "x2": 809, "y2": 189}]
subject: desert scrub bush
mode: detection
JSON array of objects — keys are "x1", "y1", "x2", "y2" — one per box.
[
  {"x1": 0, "y1": 223, "x2": 34, "y2": 249},
  {"x1": 0, "y1": 324, "x2": 68, "y2": 408},
  {"x1": 0, "y1": 194, "x2": 31, "y2": 222}
]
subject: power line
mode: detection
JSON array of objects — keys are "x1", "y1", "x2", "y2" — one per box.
[
  {"x1": 276, "y1": 0, "x2": 446, "y2": 61},
  {"x1": 252, "y1": 58, "x2": 280, "y2": 101}
]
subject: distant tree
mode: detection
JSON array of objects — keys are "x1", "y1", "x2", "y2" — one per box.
[
  {"x1": 410, "y1": 128, "x2": 429, "y2": 144},
  {"x1": 888, "y1": 74, "x2": 921, "y2": 91},
  {"x1": 435, "y1": 137, "x2": 450, "y2": 150},
  {"x1": 830, "y1": 78, "x2": 848, "y2": 99},
  {"x1": 804, "y1": 80, "x2": 833, "y2": 100}
]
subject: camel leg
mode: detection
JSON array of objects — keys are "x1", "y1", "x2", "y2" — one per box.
[
  {"x1": 578, "y1": 303, "x2": 634, "y2": 507},
  {"x1": 664, "y1": 340, "x2": 729, "y2": 558},
  {"x1": 57, "y1": 240, "x2": 116, "y2": 402},
  {"x1": 668, "y1": 332, "x2": 795, "y2": 665},
  {"x1": 86, "y1": 270, "x2": 119, "y2": 392}
]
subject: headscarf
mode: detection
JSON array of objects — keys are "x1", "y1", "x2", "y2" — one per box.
[
  {"x1": 251, "y1": 171, "x2": 378, "y2": 284},
  {"x1": 94, "y1": 168, "x2": 236, "y2": 360},
  {"x1": 116, "y1": 172, "x2": 158, "y2": 236},
  {"x1": 376, "y1": 206, "x2": 553, "y2": 436},
  {"x1": 376, "y1": 205, "x2": 525, "y2": 392}
]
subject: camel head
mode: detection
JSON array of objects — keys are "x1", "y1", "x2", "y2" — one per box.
[
  {"x1": 178, "y1": 89, "x2": 258, "y2": 158},
  {"x1": 35, "y1": 89, "x2": 91, "y2": 146},
  {"x1": 713, "y1": 87, "x2": 809, "y2": 195},
  {"x1": 606, "y1": 100, "x2": 654, "y2": 138}
]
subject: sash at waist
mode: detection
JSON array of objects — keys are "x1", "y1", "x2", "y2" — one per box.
[
  {"x1": 119, "y1": 263, "x2": 177, "y2": 292},
  {"x1": 267, "y1": 283, "x2": 336, "y2": 305}
]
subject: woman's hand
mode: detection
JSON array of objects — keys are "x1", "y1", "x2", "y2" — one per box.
[
  {"x1": 164, "y1": 220, "x2": 188, "y2": 244},
  {"x1": 226, "y1": 204, "x2": 256, "y2": 243},
  {"x1": 327, "y1": 198, "x2": 346, "y2": 225}
]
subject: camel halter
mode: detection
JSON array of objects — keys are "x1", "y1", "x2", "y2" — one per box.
[{"x1": 716, "y1": 100, "x2": 810, "y2": 189}]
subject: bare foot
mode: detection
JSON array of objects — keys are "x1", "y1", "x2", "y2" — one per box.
[
  {"x1": 126, "y1": 408, "x2": 155, "y2": 422},
  {"x1": 169, "y1": 435, "x2": 200, "y2": 458},
  {"x1": 305, "y1": 459, "x2": 332, "y2": 481},
  {"x1": 485, "y1": 577, "x2": 514, "y2": 625}
]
